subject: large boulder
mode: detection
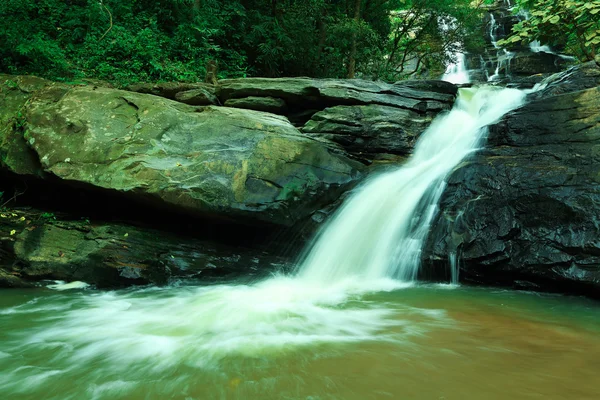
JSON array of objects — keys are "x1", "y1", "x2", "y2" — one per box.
[
  {"x1": 509, "y1": 51, "x2": 571, "y2": 76},
  {"x1": 424, "y1": 87, "x2": 600, "y2": 296},
  {"x1": 294, "y1": 79, "x2": 456, "y2": 161},
  {"x1": 14, "y1": 85, "x2": 362, "y2": 227}
]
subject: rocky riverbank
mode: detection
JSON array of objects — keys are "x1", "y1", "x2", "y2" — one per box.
[
  {"x1": 2, "y1": 58, "x2": 600, "y2": 297},
  {"x1": 424, "y1": 61, "x2": 600, "y2": 298},
  {"x1": 0, "y1": 74, "x2": 456, "y2": 288}
]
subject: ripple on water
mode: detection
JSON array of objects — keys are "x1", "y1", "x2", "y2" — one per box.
[{"x1": 1, "y1": 283, "x2": 599, "y2": 400}]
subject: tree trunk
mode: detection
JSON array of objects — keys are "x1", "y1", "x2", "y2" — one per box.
[
  {"x1": 316, "y1": 16, "x2": 328, "y2": 69},
  {"x1": 347, "y1": 0, "x2": 362, "y2": 78}
]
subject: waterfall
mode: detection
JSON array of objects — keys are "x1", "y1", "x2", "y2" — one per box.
[
  {"x1": 449, "y1": 252, "x2": 460, "y2": 285},
  {"x1": 487, "y1": 12, "x2": 515, "y2": 81},
  {"x1": 0, "y1": 86, "x2": 528, "y2": 375},
  {"x1": 511, "y1": 6, "x2": 575, "y2": 60},
  {"x1": 440, "y1": 17, "x2": 471, "y2": 85},
  {"x1": 490, "y1": 14, "x2": 499, "y2": 47},
  {"x1": 297, "y1": 85, "x2": 526, "y2": 284},
  {"x1": 529, "y1": 40, "x2": 577, "y2": 60},
  {"x1": 442, "y1": 53, "x2": 470, "y2": 84}
]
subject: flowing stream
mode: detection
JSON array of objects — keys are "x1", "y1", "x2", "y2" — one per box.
[{"x1": 2, "y1": 86, "x2": 600, "y2": 399}]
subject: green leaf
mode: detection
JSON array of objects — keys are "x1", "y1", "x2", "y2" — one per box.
[{"x1": 509, "y1": 35, "x2": 522, "y2": 43}]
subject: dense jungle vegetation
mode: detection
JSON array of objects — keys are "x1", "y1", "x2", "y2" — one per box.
[
  {"x1": 0, "y1": 0, "x2": 489, "y2": 84},
  {"x1": 498, "y1": 0, "x2": 600, "y2": 62},
  {"x1": 0, "y1": 1, "x2": 596, "y2": 85}
]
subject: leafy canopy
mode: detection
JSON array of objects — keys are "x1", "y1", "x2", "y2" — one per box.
[
  {"x1": 1, "y1": 0, "x2": 488, "y2": 84},
  {"x1": 497, "y1": 0, "x2": 600, "y2": 61}
]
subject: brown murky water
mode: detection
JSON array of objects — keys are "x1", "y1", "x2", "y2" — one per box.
[{"x1": 1, "y1": 283, "x2": 599, "y2": 400}]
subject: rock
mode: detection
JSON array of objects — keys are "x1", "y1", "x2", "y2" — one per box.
[
  {"x1": 126, "y1": 82, "x2": 216, "y2": 100},
  {"x1": 393, "y1": 80, "x2": 458, "y2": 97},
  {"x1": 506, "y1": 73, "x2": 553, "y2": 89},
  {"x1": 301, "y1": 104, "x2": 432, "y2": 160},
  {"x1": 529, "y1": 61, "x2": 600, "y2": 100},
  {"x1": 0, "y1": 209, "x2": 290, "y2": 288},
  {"x1": 509, "y1": 52, "x2": 572, "y2": 76},
  {"x1": 0, "y1": 75, "x2": 50, "y2": 176},
  {"x1": 424, "y1": 86, "x2": 600, "y2": 297},
  {"x1": 217, "y1": 78, "x2": 455, "y2": 115},
  {"x1": 174, "y1": 88, "x2": 218, "y2": 106},
  {"x1": 16, "y1": 85, "x2": 362, "y2": 227},
  {"x1": 0, "y1": 269, "x2": 33, "y2": 288},
  {"x1": 224, "y1": 96, "x2": 287, "y2": 114}
]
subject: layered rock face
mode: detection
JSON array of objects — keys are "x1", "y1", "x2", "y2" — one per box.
[
  {"x1": 424, "y1": 62, "x2": 600, "y2": 297},
  {"x1": 0, "y1": 209, "x2": 288, "y2": 288},
  {"x1": 0, "y1": 74, "x2": 456, "y2": 288}
]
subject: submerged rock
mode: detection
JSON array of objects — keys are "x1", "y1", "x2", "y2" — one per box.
[{"x1": 425, "y1": 86, "x2": 600, "y2": 296}]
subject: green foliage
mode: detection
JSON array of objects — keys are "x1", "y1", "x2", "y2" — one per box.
[
  {"x1": 1, "y1": 0, "x2": 488, "y2": 82},
  {"x1": 367, "y1": 0, "x2": 488, "y2": 81},
  {"x1": 498, "y1": 0, "x2": 600, "y2": 61},
  {"x1": 40, "y1": 212, "x2": 56, "y2": 221},
  {"x1": 0, "y1": 0, "x2": 248, "y2": 85},
  {"x1": 14, "y1": 111, "x2": 26, "y2": 131}
]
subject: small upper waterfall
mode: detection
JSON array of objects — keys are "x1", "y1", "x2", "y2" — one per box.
[
  {"x1": 487, "y1": 12, "x2": 515, "y2": 81},
  {"x1": 442, "y1": 53, "x2": 470, "y2": 84},
  {"x1": 440, "y1": 17, "x2": 471, "y2": 85},
  {"x1": 478, "y1": 0, "x2": 575, "y2": 82},
  {"x1": 297, "y1": 86, "x2": 526, "y2": 284}
]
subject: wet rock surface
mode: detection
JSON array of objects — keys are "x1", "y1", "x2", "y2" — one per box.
[
  {"x1": 424, "y1": 85, "x2": 600, "y2": 297},
  {"x1": 1, "y1": 74, "x2": 456, "y2": 288},
  {"x1": 0, "y1": 209, "x2": 290, "y2": 289},
  {"x1": 301, "y1": 104, "x2": 432, "y2": 161},
  {"x1": 5, "y1": 84, "x2": 363, "y2": 227}
]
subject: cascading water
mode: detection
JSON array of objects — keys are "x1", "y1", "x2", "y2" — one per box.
[
  {"x1": 298, "y1": 86, "x2": 526, "y2": 284},
  {"x1": 440, "y1": 18, "x2": 471, "y2": 85},
  {"x1": 0, "y1": 86, "x2": 527, "y2": 399},
  {"x1": 442, "y1": 53, "x2": 470, "y2": 85},
  {"x1": 487, "y1": 12, "x2": 515, "y2": 81}
]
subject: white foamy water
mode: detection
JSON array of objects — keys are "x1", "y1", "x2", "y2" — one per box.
[
  {"x1": 442, "y1": 52, "x2": 471, "y2": 85},
  {"x1": 298, "y1": 86, "x2": 526, "y2": 283},
  {"x1": 440, "y1": 18, "x2": 471, "y2": 85},
  {"x1": 46, "y1": 280, "x2": 90, "y2": 291},
  {"x1": 0, "y1": 85, "x2": 527, "y2": 399}
]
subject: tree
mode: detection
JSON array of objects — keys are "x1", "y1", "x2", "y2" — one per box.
[
  {"x1": 347, "y1": 0, "x2": 362, "y2": 78},
  {"x1": 361, "y1": 0, "x2": 488, "y2": 81},
  {"x1": 498, "y1": 0, "x2": 600, "y2": 62},
  {"x1": 0, "y1": 0, "x2": 489, "y2": 82}
]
